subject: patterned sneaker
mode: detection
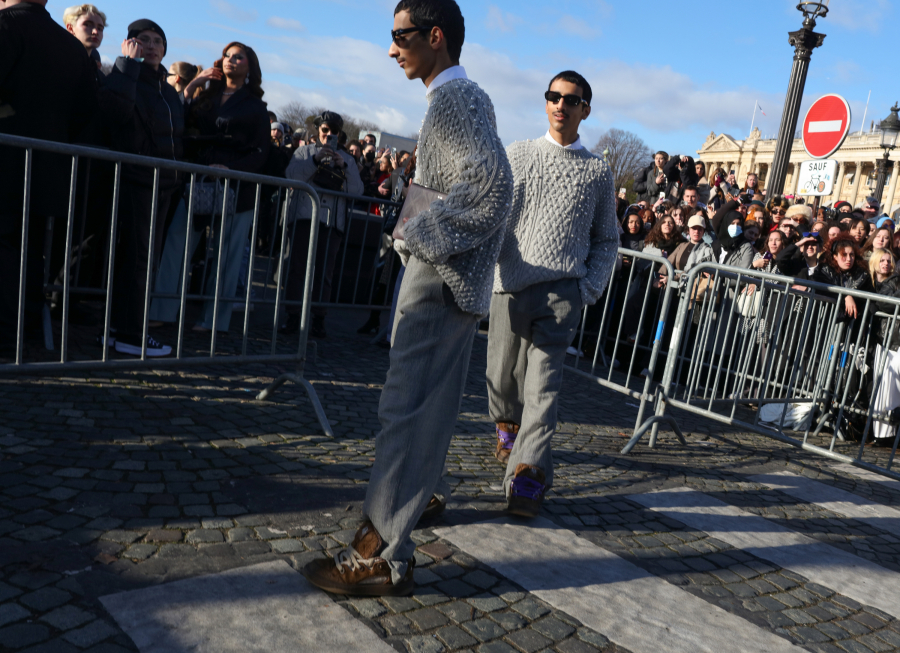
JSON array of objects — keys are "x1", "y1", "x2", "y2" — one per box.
[
  {"x1": 302, "y1": 521, "x2": 415, "y2": 596},
  {"x1": 494, "y1": 422, "x2": 519, "y2": 464},
  {"x1": 507, "y1": 464, "x2": 546, "y2": 518}
]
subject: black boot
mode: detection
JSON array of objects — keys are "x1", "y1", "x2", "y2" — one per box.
[
  {"x1": 279, "y1": 313, "x2": 300, "y2": 335},
  {"x1": 311, "y1": 315, "x2": 327, "y2": 339}
]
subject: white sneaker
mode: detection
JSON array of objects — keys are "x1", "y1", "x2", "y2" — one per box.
[
  {"x1": 114, "y1": 335, "x2": 172, "y2": 357},
  {"x1": 95, "y1": 328, "x2": 117, "y2": 348}
]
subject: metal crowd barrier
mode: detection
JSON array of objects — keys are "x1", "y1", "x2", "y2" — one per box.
[
  {"x1": 624, "y1": 260, "x2": 900, "y2": 480},
  {"x1": 0, "y1": 133, "x2": 397, "y2": 437},
  {"x1": 565, "y1": 248, "x2": 682, "y2": 435}
]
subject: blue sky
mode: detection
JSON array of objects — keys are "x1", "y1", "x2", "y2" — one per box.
[{"x1": 49, "y1": 0, "x2": 896, "y2": 155}]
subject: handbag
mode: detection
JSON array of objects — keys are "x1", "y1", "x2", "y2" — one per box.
[
  {"x1": 193, "y1": 176, "x2": 236, "y2": 216},
  {"x1": 735, "y1": 286, "x2": 763, "y2": 317},
  {"x1": 312, "y1": 163, "x2": 346, "y2": 192},
  {"x1": 393, "y1": 183, "x2": 446, "y2": 240}
]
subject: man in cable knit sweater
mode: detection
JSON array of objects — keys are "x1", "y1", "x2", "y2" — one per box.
[
  {"x1": 303, "y1": 0, "x2": 513, "y2": 597},
  {"x1": 488, "y1": 71, "x2": 618, "y2": 517}
]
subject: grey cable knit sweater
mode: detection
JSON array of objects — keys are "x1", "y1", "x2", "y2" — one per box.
[
  {"x1": 404, "y1": 78, "x2": 513, "y2": 316},
  {"x1": 493, "y1": 137, "x2": 619, "y2": 305}
]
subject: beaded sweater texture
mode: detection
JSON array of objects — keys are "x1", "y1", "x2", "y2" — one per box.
[
  {"x1": 493, "y1": 137, "x2": 619, "y2": 306},
  {"x1": 404, "y1": 78, "x2": 513, "y2": 316}
]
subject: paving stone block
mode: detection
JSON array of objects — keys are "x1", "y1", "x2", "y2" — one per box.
[
  {"x1": 382, "y1": 614, "x2": 414, "y2": 636},
  {"x1": 504, "y1": 628, "x2": 552, "y2": 653},
  {"x1": 467, "y1": 595, "x2": 507, "y2": 613},
  {"x1": 350, "y1": 599, "x2": 387, "y2": 620},
  {"x1": 232, "y1": 541, "x2": 270, "y2": 557},
  {"x1": 0, "y1": 602, "x2": 31, "y2": 628},
  {"x1": 20, "y1": 587, "x2": 71, "y2": 611},
  {"x1": 61, "y1": 619, "x2": 119, "y2": 648},
  {"x1": 510, "y1": 599, "x2": 550, "y2": 620},
  {"x1": 462, "y1": 618, "x2": 506, "y2": 642},
  {"x1": 436, "y1": 601, "x2": 474, "y2": 623},
  {"x1": 576, "y1": 628, "x2": 610, "y2": 648},
  {"x1": 477, "y1": 641, "x2": 517, "y2": 653},
  {"x1": 226, "y1": 527, "x2": 255, "y2": 542},
  {"x1": 406, "y1": 634, "x2": 446, "y2": 653},
  {"x1": 145, "y1": 529, "x2": 181, "y2": 543},
  {"x1": 407, "y1": 608, "x2": 449, "y2": 631},
  {"x1": 436, "y1": 625, "x2": 478, "y2": 649},
  {"x1": 436, "y1": 579, "x2": 477, "y2": 598},
  {"x1": 783, "y1": 609, "x2": 816, "y2": 625},
  {"x1": 270, "y1": 539, "x2": 304, "y2": 553},
  {"x1": 186, "y1": 529, "x2": 224, "y2": 544},
  {"x1": 463, "y1": 571, "x2": 499, "y2": 590},
  {"x1": 791, "y1": 626, "x2": 831, "y2": 644},
  {"x1": 383, "y1": 597, "x2": 420, "y2": 614},
  {"x1": 0, "y1": 623, "x2": 49, "y2": 648},
  {"x1": 555, "y1": 638, "x2": 601, "y2": 653},
  {"x1": 200, "y1": 518, "x2": 234, "y2": 530},
  {"x1": 414, "y1": 568, "x2": 442, "y2": 586},
  {"x1": 531, "y1": 617, "x2": 575, "y2": 641},
  {"x1": 123, "y1": 544, "x2": 156, "y2": 560},
  {"x1": 39, "y1": 605, "x2": 93, "y2": 631}
]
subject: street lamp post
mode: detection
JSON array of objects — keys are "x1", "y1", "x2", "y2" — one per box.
[
  {"x1": 874, "y1": 103, "x2": 900, "y2": 203},
  {"x1": 767, "y1": 1, "x2": 829, "y2": 198}
]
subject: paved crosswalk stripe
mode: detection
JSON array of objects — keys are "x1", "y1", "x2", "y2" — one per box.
[
  {"x1": 748, "y1": 471, "x2": 900, "y2": 539},
  {"x1": 630, "y1": 487, "x2": 900, "y2": 619},
  {"x1": 100, "y1": 560, "x2": 396, "y2": 653},
  {"x1": 434, "y1": 517, "x2": 802, "y2": 653},
  {"x1": 833, "y1": 463, "x2": 900, "y2": 493}
]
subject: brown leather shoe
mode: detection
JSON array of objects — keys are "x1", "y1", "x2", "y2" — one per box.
[
  {"x1": 419, "y1": 494, "x2": 445, "y2": 521},
  {"x1": 494, "y1": 422, "x2": 519, "y2": 464},
  {"x1": 507, "y1": 464, "x2": 546, "y2": 518},
  {"x1": 302, "y1": 521, "x2": 415, "y2": 596}
]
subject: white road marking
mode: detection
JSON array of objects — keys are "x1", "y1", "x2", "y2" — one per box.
[
  {"x1": 748, "y1": 471, "x2": 900, "y2": 539},
  {"x1": 808, "y1": 120, "x2": 843, "y2": 133},
  {"x1": 435, "y1": 517, "x2": 801, "y2": 653},
  {"x1": 100, "y1": 560, "x2": 396, "y2": 653},
  {"x1": 630, "y1": 488, "x2": 900, "y2": 619},
  {"x1": 833, "y1": 463, "x2": 900, "y2": 494}
]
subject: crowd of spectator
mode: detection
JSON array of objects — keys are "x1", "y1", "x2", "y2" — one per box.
[{"x1": 0, "y1": 0, "x2": 412, "y2": 355}]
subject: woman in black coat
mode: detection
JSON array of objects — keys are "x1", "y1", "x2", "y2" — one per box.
[{"x1": 150, "y1": 41, "x2": 270, "y2": 333}]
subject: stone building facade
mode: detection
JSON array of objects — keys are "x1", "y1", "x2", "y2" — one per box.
[{"x1": 696, "y1": 127, "x2": 900, "y2": 213}]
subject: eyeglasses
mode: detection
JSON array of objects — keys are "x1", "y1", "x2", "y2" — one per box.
[
  {"x1": 391, "y1": 26, "x2": 434, "y2": 45},
  {"x1": 544, "y1": 91, "x2": 588, "y2": 108},
  {"x1": 770, "y1": 208, "x2": 786, "y2": 216}
]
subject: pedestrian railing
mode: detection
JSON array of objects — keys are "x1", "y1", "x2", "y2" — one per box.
[
  {"x1": 565, "y1": 248, "x2": 683, "y2": 436},
  {"x1": 625, "y1": 260, "x2": 900, "y2": 481},
  {"x1": 0, "y1": 133, "x2": 396, "y2": 437}
]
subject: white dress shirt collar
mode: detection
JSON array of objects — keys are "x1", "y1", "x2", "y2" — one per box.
[
  {"x1": 544, "y1": 131, "x2": 583, "y2": 150},
  {"x1": 426, "y1": 65, "x2": 468, "y2": 95}
]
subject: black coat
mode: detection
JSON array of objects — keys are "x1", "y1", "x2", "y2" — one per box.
[
  {"x1": 0, "y1": 3, "x2": 98, "y2": 219},
  {"x1": 663, "y1": 155, "x2": 699, "y2": 203},
  {"x1": 632, "y1": 163, "x2": 666, "y2": 202},
  {"x1": 185, "y1": 88, "x2": 270, "y2": 212},
  {"x1": 775, "y1": 243, "x2": 817, "y2": 280},
  {"x1": 99, "y1": 57, "x2": 184, "y2": 189},
  {"x1": 812, "y1": 264, "x2": 873, "y2": 322}
]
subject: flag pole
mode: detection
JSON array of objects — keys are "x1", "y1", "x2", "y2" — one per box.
[
  {"x1": 859, "y1": 90, "x2": 871, "y2": 135},
  {"x1": 750, "y1": 101, "x2": 758, "y2": 137}
]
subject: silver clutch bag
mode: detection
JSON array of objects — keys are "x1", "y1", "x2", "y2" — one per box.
[{"x1": 392, "y1": 183, "x2": 446, "y2": 240}]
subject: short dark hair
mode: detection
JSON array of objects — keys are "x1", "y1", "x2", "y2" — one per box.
[
  {"x1": 683, "y1": 185, "x2": 698, "y2": 193},
  {"x1": 267, "y1": 111, "x2": 277, "y2": 122},
  {"x1": 398, "y1": 150, "x2": 410, "y2": 160},
  {"x1": 547, "y1": 70, "x2": 592, "y2": 106},
  {"x1": 654, "y1": 151, "x2": 669, "y2": 161},
  {"x1": 394, "y1": 0, "x2": 465, "y2": 63},
  {"x1": 364, "y1": 133, "x2": 377, "y2": 142}
]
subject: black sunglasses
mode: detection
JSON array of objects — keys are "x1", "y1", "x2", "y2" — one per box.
[
  {"x1": 391, "y1": 26, "x2": 434, "y2": 45},
  {"x1": 544, "y1": 91, "x2": 588, "y2": 108}
]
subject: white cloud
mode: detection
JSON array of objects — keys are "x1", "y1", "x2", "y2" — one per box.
[
  {"x1": 209, "y1": 0, "x2": 258, "y2": 24},
  {"x1": 485, "y1": 5, "x2": 523, "y2": 34},
  {"x1": 266, "y1": 16, "x2": 306, "y2": 32},
  {"x1": 820, "y1": 0, "x2": 892, "y2": 33},
  {"x1": 555, "y1": 14, "x2": 600, "y2": 40}
]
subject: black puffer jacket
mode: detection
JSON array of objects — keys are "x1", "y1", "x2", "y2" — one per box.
[
  {"x1": 812, "y1": 263, "x2": 873, "y2": 321},
  {"x1": 632, "y1": 163, "x2": 666, "y2": 202},
  {"x1": 662, "y1": 154, "x2": 699, "y2": 203},
  {"x1": 874, "y1": 273, "x2": 900, "y2": 348},
  {"x1": 185, "y1": 87, "x2": 270, "y2": 212},
  {"x1": 99, "y1": 57, "x2": 184, "y2": 189}
]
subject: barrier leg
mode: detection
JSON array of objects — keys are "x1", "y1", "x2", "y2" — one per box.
[{"x1": 622, "y1": 414, "x2": 687, "y2": 454}]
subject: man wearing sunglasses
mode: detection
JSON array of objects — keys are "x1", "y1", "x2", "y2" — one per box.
[
  {"x1": 303, "y1": 0, "x2": 512, "y2": 598},
  {"x1": 486, "y1": 70, "x2": 617, "y2": 518}
]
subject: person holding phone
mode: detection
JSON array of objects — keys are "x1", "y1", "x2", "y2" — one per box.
[{"x1": 281, "y1": 111, "x2": 363, "y2": 337}]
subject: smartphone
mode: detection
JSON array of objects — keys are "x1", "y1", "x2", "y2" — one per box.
[
  {"x1": 325, "y1": 134, "x2": 338, "y2": 150},
  {"x1": 730, "y1": 170, "x2": 735, "y2": 175},
  {"x1": 763, "y1": 252, "x2": 772, "y2": 260},
  {"x1": 658, "y1": 192, "x2": 665, "y2": 200},
  {"x1": 620, "y1": 187, "x2": 627, "y2": 194}
]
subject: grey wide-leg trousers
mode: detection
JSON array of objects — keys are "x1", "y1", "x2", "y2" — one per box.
[
  {"x1": 364, "y1": 256, "x2": 478, "y2": 582},
  {"x1": 486, "y1": 278, "x2": 583, "y2": 496}
]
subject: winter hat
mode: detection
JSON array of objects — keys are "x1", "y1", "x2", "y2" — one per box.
[
  {"x1": 785, "y1": 204, "x2": 812, "y2": 221},
  {"x1": 127, "y1": 19, "x2": 167, "y2": 56},
  {"x1": 314, "y1": 111, "x2": 344, "y2": 132},
  {"x1": 877, "y1": 217, "x2": 895, "y2": 230},
  {"x1": 270, "y1": 122, "x2": 285, "y2": 133},
  {"x1": 833, "y1": 201, "x2": 852, "y2": 212},
  {"x1": 687, "y1": 215, "x2": 706, "y2": 229}
]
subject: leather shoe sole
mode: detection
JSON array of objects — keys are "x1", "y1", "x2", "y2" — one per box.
[{"x1": 418, "y1": 495, "x2": 445, "y2": 522}]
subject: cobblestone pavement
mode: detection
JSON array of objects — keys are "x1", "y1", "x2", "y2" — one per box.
[{"x1": 3, "y1": 310, "x2": 900, "y2": 653}]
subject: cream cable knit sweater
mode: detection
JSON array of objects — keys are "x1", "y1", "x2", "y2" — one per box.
[
  {"x1": 404, "y1": 78, "x2": 513, "y2": 316},
  {"x1": 494, "y1": 137, "x2": 619, "y2": 305}
]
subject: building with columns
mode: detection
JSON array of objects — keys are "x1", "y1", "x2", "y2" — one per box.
[{"x1": 696, "y1": 127, "x2": 900, "y2": 213}]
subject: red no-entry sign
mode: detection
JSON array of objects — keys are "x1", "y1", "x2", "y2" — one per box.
[{"x1": 802, "y1": 95, "x2": 851, "y2": 159}]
